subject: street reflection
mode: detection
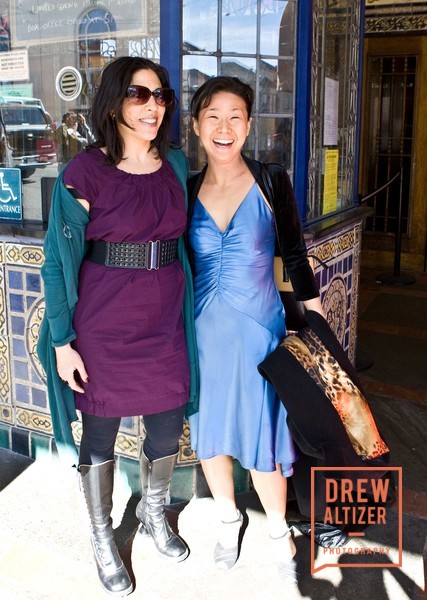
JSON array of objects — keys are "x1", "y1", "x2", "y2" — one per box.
[{"x1": 22, "y1": 163, "x2": 58, "y2": 222}]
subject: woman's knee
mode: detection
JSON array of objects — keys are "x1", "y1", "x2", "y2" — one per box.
[
  {"x1": 143, "y1": 405, "x2": 185, "y2": 460},
  {"x1": 79, "y1": 413, "x2": 121, "y2": 465}
]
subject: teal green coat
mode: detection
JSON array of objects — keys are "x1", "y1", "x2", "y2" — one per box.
[{"x1": 37, "y1": 148, "x2": 199, "y2": 465}]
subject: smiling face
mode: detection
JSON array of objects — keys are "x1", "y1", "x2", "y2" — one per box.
[
  {"x1": 193, "y1": 91, "x2": 251, "y2": 165},
  {"x1": 117, "y1": 68, "x2": 166, "y2": 148}
]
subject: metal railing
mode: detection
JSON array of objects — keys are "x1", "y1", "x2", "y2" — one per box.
[{"x1": 359, "y1": 168, "x2": 415, "y2": 285}]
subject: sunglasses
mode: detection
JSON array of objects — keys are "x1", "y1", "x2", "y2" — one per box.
[{"x1": 126, "y1": 85, "x2": 175, "y2": 107}]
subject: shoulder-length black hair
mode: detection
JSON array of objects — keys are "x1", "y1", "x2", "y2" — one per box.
[
  {"x1": 89, "y1": 57, "x2": 175, "y2": 163},
  {"x1": 190, "y1": 76, "x2": 254, "y2": 121}
]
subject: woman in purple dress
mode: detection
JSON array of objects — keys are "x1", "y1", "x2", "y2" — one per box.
[{"x1": 41, "y1": 57, "x2": 197, "y2": 597}]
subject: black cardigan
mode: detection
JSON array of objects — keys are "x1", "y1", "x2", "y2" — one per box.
[{"x1": 187, "y1": 155, "x2": 319, "y2": 302}]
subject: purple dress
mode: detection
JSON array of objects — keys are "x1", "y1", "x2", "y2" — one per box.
[{"x1": 62, "y1": 147, "x2": 190, "y2": 417}]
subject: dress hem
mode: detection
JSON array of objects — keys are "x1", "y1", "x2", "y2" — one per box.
[
  {"x1": 191, "y1": 448, "x2": 294, "y2": 477},
  {"x1": 75, "y1": 393, "x2": 189, "y2": 418}
]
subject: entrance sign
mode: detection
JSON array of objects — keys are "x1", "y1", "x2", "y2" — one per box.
[{"x1": 0, "y1": 168, "x2": 22, "y2": 220}]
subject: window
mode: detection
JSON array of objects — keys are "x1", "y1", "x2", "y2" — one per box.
[
  {"x1": 78, "y1": 8, "x2": 118, "y2": 111},
  {"x1": 181, "y1": 1, "x2": 297, "y2": 173},
  {"x1": 308, "y1": 0, "x2": 361, "y2": 220},
  {"x1": 1, "y1": 0, "x2": 159, "y2": 220}
]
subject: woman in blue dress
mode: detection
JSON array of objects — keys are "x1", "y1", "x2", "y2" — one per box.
[{"x1": 187, "y1": 77, "x2": 324, "y2": 578}]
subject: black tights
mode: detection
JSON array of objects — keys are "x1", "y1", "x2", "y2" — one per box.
[{"x1": 78, "y1": 404, "x2": 186, "y2": 465}]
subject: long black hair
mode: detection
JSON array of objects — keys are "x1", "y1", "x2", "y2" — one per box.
[{"x1": 89, "y1": 57, "x2": 175, "y2": 163}]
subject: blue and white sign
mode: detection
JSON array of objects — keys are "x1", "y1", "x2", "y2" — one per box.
[{"x1": 0, "y1": 168, "x2": 22, "y2": 220}]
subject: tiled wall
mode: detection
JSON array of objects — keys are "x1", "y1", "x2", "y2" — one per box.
[
  {"x1": 309, "y1": 221, "x2": 362, "y2": 364},
  {"x1": 0, "y1": 220, "x2": 362, "y2": 499}
]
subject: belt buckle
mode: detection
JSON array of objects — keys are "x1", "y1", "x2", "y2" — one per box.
[{"x1": 147, "y1": 240, "x2": 160, "y2": 270}]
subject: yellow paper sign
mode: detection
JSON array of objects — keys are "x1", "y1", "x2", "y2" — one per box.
[{"x1": 323, "y1": 149, "x2": 339, "y2": 214}]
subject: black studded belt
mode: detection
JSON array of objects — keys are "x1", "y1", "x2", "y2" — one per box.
[{"x1": 86, "y1": 239, "x2": 178, "y2": 270}]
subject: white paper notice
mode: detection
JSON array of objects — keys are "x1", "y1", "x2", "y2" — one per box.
[
  {"x1": 0, "y1": 50, "x2": 29, "y2": 82},
  {"x1": 323, "y1": 77, "x2": 339, "y2": 146}
]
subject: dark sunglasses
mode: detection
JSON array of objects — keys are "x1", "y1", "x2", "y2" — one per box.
[{"x1": 126, "y1": 85, "x2": 175, "y2": 107}]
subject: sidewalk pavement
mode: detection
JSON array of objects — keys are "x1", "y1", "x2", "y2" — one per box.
[{"x1": 0, "y1": 268, "x2": 426, "y2": 600}]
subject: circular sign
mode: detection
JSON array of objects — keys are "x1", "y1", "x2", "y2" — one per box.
[{"x1": 55, "y1": 66, "x2": 83, "y2": 102}]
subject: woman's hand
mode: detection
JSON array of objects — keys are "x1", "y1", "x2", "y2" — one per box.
[{"x1": 54, "y1": 344, "x2": 88, "y2": 393}]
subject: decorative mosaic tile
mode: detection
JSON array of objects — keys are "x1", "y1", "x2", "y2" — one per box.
[
  {"x1": 15, "y1": 406, "x2": 52, "y2": 434},
  {"x1": 323, "y1": 275, "x2": 348, "y2": 344},
  {"x1": 13, "y1": 337, "x2": 26, "y2": 357},
  {"x1": 6, "y1": 261, "x2": 47, "y2": 420},
  {"x1": 70, "y1": 419, "x2": 82, "y2": 443},
  {"x1": 11, "y1": 316, "x2": 25, "y2": 336},
  {"x1": 5, "y1": 243, "x2": 44, "y2": 267},
  {"x1": 26, "y1": 273, "x2": 41, "y2": 293},
  {"x1": 120, "y1": 416, "x2": 137, "y2": 431},
  {"x1": 115, "y1": 433, "x2": 139, "y2": 458},
  {"x1": 10, "y1": 293, "x2": 25, "y2": 313},
  {"x1": 179, "y1": 418, "x2": 197, "y2": 464},
  {"x1": 365, "y1": 13, "x2": 427, "y2": 35},
  {"x1": 0, "y1": 402, "x2": 13, "y2": 424},
  {"x1": 0, "y1": 335, "x2": 11, "y2": 403},
  {"x1": 8, "y1": 270, "x2": 23, "y2": 290},
  {"x1": 0, "y1": 265, "x2": 6, "y2": 335},
  {"x1": 26, "y1": 297, "x2": 45, "y2": 385},
  {"x1": 14, "y1": 359, "x2": 29, "y2": 381},
  {"x1": 308, "y1": 221, "x2": 362, "y2": 363},
  {"x1": 32, "y1": 387, "x2": 47, "y2": 409},
  {"x1": 15, "y1": 383, "x2": 30, "y2": 404}
]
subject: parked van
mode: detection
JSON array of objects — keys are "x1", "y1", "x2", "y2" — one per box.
[
  {"x1": 0, "y1": 95, "x2": 47, "y2": 111},
  {"x1": 0, "y1": 95, "x2": 57, "y2": 178}
]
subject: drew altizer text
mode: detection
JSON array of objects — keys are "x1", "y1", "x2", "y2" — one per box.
[
  {"x1": 323, "y1": 477, "x2": 389, "y2": 527},
  {"x1": 310, "y1": 467, "x2": 403, "y2": 573}
]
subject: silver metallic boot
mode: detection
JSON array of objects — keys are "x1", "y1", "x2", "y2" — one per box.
[
  {"x1": 79, "y1": 461, "x2": 133, "y2": 597},
  {"x1": 135, "y1": 451, "x2": 189, "y2": 561}
]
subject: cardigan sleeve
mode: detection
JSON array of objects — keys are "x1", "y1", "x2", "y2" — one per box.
[
  {"x1": 270, "y1": 166, "x2": 319, "y2": 301},
  {"x1": 167, "y1": 148, "x2": 200, "y2": 415},
  {"x1": 41, "y1": 235, "x2": 77, "y2": 347},
  {"x1": 40, "y1": 176, "x2": 89, "y2": 346},
  {"x1": 37, "y1": 176, "x2": 89, "y2": 466}
]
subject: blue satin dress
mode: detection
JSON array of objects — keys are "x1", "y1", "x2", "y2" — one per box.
[{"x1": 188, "y1": 182, "x2": 297, "y2": 474}]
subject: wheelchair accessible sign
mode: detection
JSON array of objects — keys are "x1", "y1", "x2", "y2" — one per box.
[{"x1": 0, "y1": 168, "x2": 22, "y2": 220}]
